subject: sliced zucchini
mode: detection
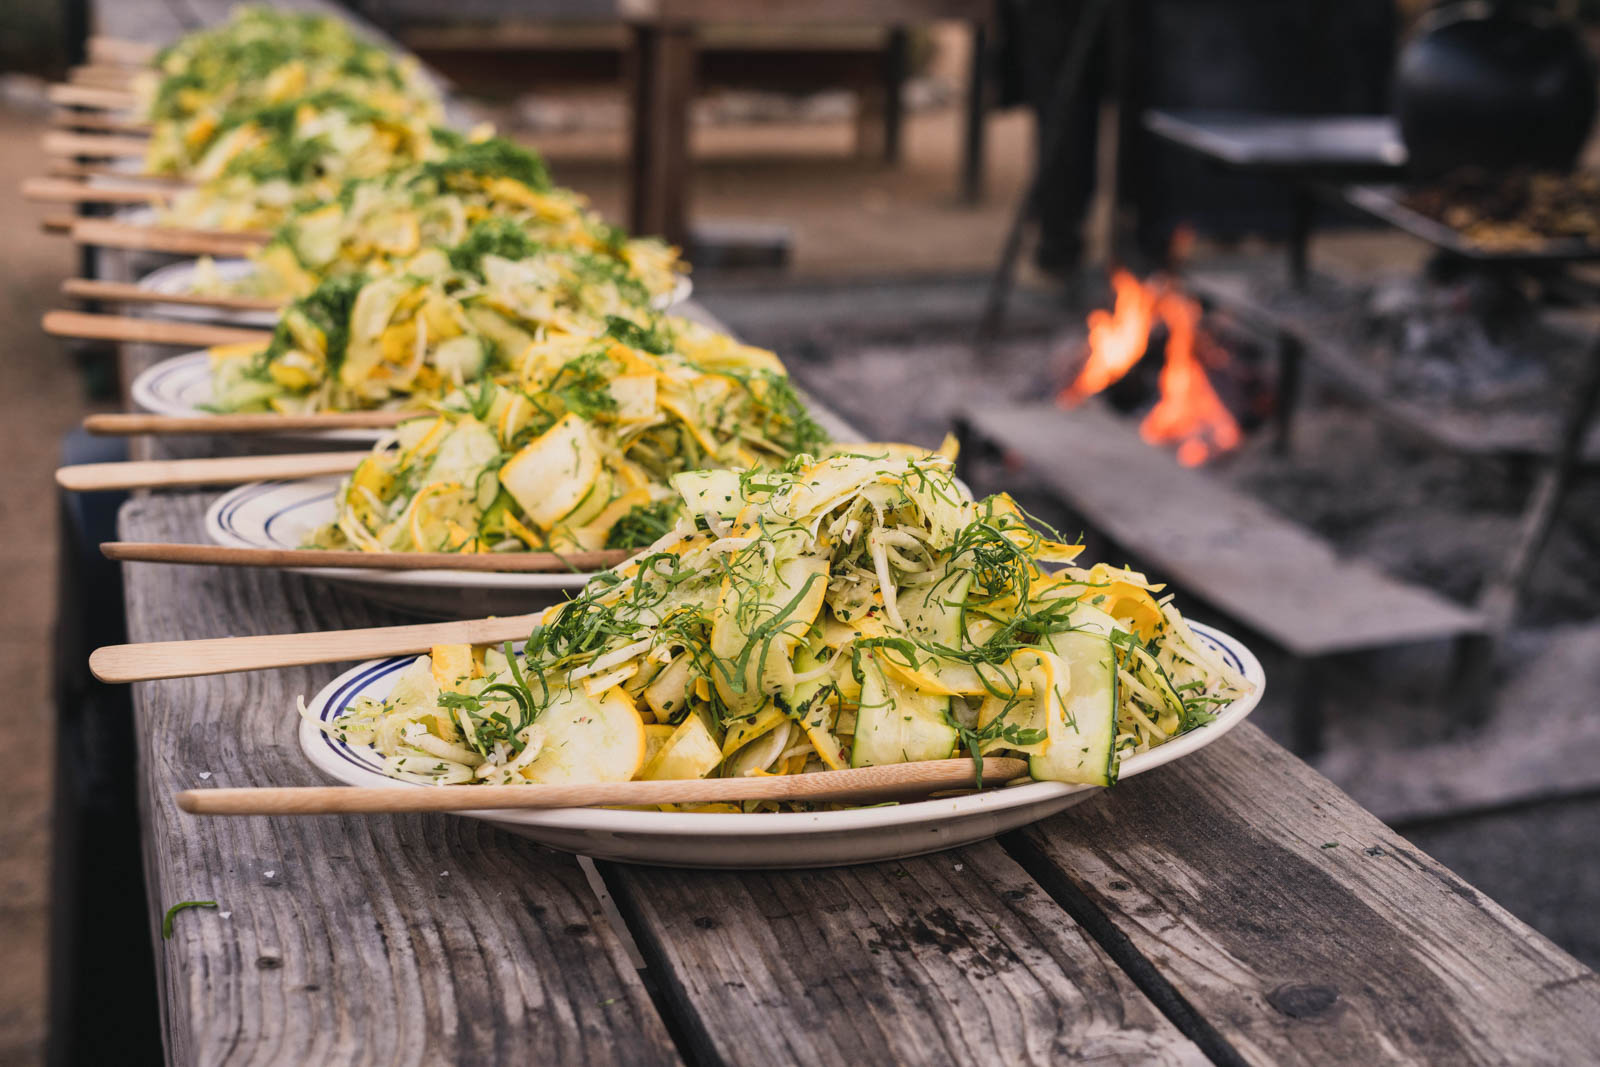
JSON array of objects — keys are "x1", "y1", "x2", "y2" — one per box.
[
  {"x1": 1030, "y1": 630, "x2": 1118, "y2": 786},
  {"x1": 497, "y1": 413, "x2": 602, "y2": 529},
  {"x1": 850, "y1": 649, "x2": 958, "y2": 767},
  {"x1": 432, "y1": 335, "x2": 488, "y2": 384},
  {"x1": 671, "y1": 468, "x2": 745, "y2": 521},
  {"x1": 422, "y1": 417, "x2": 500, "y2": 490},
  {"x1": 638, "y1": 714, "x2": 723, "y2": 780},
  {"x1": 519, "y1": 686, "x2": 646, "y2": 785}
]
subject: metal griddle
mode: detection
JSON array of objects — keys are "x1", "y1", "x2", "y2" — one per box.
[{"x1": 1344, "y1": 183, "x2": 1600, "y2": 264}]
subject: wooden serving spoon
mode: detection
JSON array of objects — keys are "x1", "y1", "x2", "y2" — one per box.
[{"x1": 177, "y1": 759, "x2": 1033, "y2": 815}]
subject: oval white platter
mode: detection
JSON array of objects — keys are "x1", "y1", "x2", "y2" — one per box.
[
  {"x1": 206, "y1": 478, "x2": 591, "y2": 618},
  {"x1": 136, "y1": 260, "x2": 692, "y2": 328},
  {"x1": 138, "y1": 258, "x2": 281, "y2": 327},
  {"x1": 297, "y1": 623, "x2": 1265, "y2": 868},
  {"x1": 130, "y1": 350, "x2": 385, "y2": 443}
]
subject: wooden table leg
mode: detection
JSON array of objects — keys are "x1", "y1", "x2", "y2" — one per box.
[
  {"x1": 627, "y1": 22, "x2": 695, "y2": 250},
  {"x1": 883, "y1": 26, "x2": 908, "y2": 167},
  {"x1": 1475, "y1": 334, "x2": 1600, "y2": 632},
  {"x1": 1288, "y1": 184, "x2": 1313, "y2": 290},
  {"x1": 1273, "y1": 330, "x2": 1304, "y2": 455}
]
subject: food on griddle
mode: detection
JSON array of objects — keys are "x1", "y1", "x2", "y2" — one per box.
[{"x1": 1401, "y1": 169, "x2": 1600, "y2": 253}]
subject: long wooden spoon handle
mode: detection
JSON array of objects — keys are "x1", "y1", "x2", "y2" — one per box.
[
  {"x1": 23, "y1": 178, "x2": 165, "y2": 205},
  {"x1": 90, "y1": 613, "x2": 544, "y2": 683},
  {"x1": 68, "y1": 65, "x2": 136, "y2": 90},
  {"x1": 43, "y1": 131, "x2": 148, "y2": 157},
  {"x1": 43, "y1": 310, "x2": 271, "y2": 347},
  {"x1": 176, "y1": 759, "x2": 1032, "y2": 814},
  {"x1": 48, "y1": 83, "x2": 138, "y2": 110},
  {"x1": 101, "y1": 542, "x2": 631, "y2": 573},
  {"x1": 83, "y1": 411, "x2": 411, "y2": 435},
  {"x1": 69, "y1": 218, "x2": 268, "y2": 256},
  {"x1": 64, "y1": 279, "x2": 278, "y2": 312},
  {"x1": 57, "y1": 450, "x2": 364, "y2": 491},
  {"x1": 48, "y1": 163, "x2": 189, "y2": 186},
  {"x1": 50, "y1": 114, "x2": 150, "y2": 135}
]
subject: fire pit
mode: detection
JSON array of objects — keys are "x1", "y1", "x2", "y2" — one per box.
[{"x1": 1057, "y1": 268, "x2": 1263, "y2": 467}]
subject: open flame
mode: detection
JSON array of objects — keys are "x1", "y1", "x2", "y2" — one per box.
[{"x1": 1058, "y1": 269, "x2": 1241, "y2": 467}]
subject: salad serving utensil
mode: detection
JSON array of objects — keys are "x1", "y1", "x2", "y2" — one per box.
[
  {"x1": 58, "y1": 450, "x2": 366, "y2": 491},
  {"x1": 43, "y1": 130, "x2": 149, "y2": 158},
  {"x1": 65, "y1": 218, "x2": 268, "y2": 255},
  {"x1": 44, "y1": 310, "x2": 270, "y2": 347},
  {"x1": 176, "y1": 759, "x2": 1032, "y2": 816},
  {"x1": 101, "y1": 541, "x2": 630, "y2": 575},
  {"x1": 84, "y1": 411, "x2": 418, "y2": 435},
  {"x1": 47, "y1": 83, "x2": 137, "y2": 110},
  {"x1": 63, "y1": 278, "x2": 279, "y2": 313},
  {"x1": 23, "y1": 178, "x2": 166, "y2": 205},
  {"x1": 91, "y1": 611, "x2": 544, "y2": 683}
]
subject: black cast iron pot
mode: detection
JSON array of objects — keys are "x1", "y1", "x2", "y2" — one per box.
[{"x1": 1395, "y1": 1, "x2": 1597, "y2": 176}]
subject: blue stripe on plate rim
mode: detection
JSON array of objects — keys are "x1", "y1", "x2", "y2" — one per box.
[{"x1": 214, "y1": 479, "x2": 335, "y2": 549}]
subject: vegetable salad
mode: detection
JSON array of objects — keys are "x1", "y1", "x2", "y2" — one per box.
[
  {"x1": 191, "y1": 139, "x2": 682, "y2": 304},
  {"x1": 209, "y1": 219, "x2": 681, "y2": 413},
  {"x1": 318, "y1": 451, "x2": 1249, "y2": 804},
  {"x1": 138, "y1": 7, "x2": 441, "y2": 176},
  {"x1": 303, "y1": 324, "x2": 827, "y2": 555}
]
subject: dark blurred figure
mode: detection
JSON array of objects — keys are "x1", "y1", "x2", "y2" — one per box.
[
  {"x1": 995, "y1": 0, "x2": 1108, "y2": 276},
  {"x1": 995, "y1": 0, "x2": 1396, "y2": 270}
]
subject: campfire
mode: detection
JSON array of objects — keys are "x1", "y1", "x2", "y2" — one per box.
[{"x1": 1058, "y1": 270, "x2": 1242, "y2": 467}]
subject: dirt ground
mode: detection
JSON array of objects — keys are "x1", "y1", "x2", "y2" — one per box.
[{"x1": 0, "y1": 103, "x2": 82, "y2": 1063}]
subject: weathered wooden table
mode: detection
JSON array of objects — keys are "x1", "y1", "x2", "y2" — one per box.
[
  {"x1": 118, "y1": 490, "x2": 1600, "y2": 1064},
  {"x1": 86, "y1": 4, "x2": 1600, "y2": 1062}
]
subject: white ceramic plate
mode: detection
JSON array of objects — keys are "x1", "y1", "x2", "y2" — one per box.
[
  {"x1": 138, "y1": 258, "x2": 282, "y2": 327},
  {"x1": 206, "y1": 478, "x2": 591, "y2": 618},
  {"x1": 130, "y1": 351, "x2": 385, "y2": 443},
  {"x1": 297, "y1": 623, "x2": 1265, "y2": 868},
  {"x1": 134, "y1": 261, "x2": 691, "y2": 328}
]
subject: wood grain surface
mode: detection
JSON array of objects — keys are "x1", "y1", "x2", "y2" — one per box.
[
  {"x1": 605, "y1": 840, "x2": 1206, "y2": 1066},
  {"x1": 1008, "y1": 722, "x2": 1600, "y2": 1065},
  {"x1": 108, "y1": 349, "x2": 1600, "y2": 1067},
  {"x1": 120, "y1": 493, "x2": 681, "y2": 1065}
]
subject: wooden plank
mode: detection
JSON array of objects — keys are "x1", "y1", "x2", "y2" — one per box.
[
  {"x1": 118, "y1": 492, "x2": 683, "y2": 1065},
  {"x1": 604, "y1": 839, "x2": 1206, "y2": 1066},
  {"x1": 960, "y1": 404, "x2": 1483, "y2": 656},
  {"x1": 1007, "y1": 723, "x2": 1600, "y2": 1065}
]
